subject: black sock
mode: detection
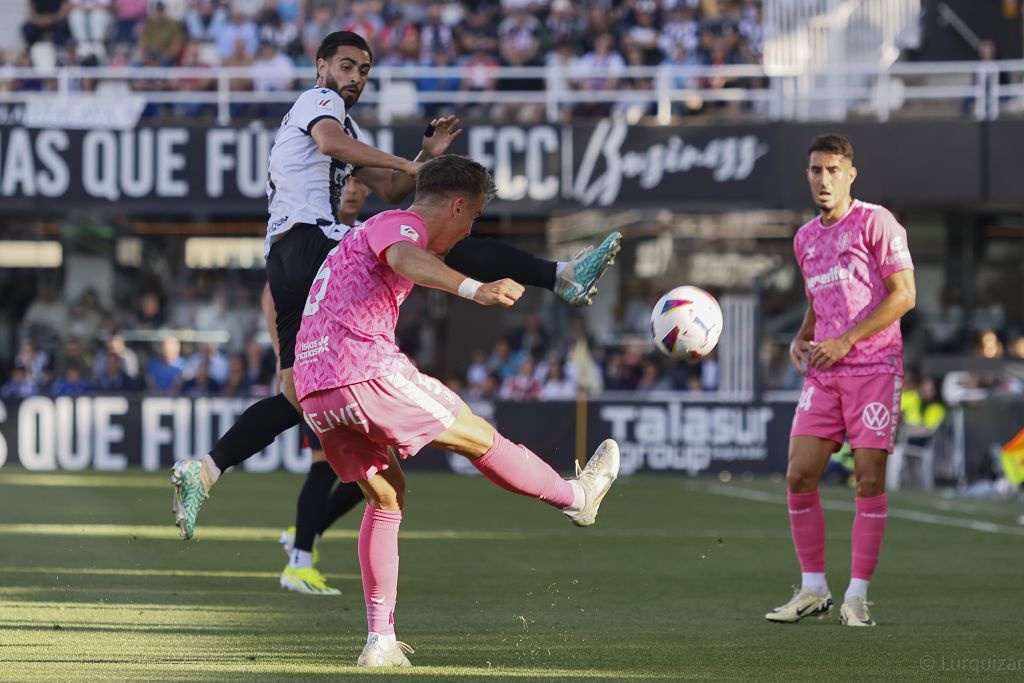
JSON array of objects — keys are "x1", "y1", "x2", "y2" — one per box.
[
  {"x1": 210, "y1": 393, "x2": 300, "y2": 471},
  {"x1": 445, "y1": 236, "x2": 557, "y2": 290},
  {"x1": 317, "y1": 482, "x2": 365, "y2": 537},
  {"x1": 294, "y1": 461, "x2": 337, "y2": 552}
]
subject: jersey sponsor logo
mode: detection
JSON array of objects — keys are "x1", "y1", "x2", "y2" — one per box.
[
  {"x1": 304, "y1": 402, "x2": 368, "y2": 434},
  {"x1": 806, "y1": 263, "x2": 856, "y2": 290},
  {"x1": 400, "y1": 224, "x2": 420, "y2": 241},
  {"x1": 884, "y1": 251, "x2": 911, "y2": 267},
  {"x1": 295, "y1": 335, "x2": 330, "y2": 361},
  {"x1": 861, "y1": 402, "x2": 891, "y2": 430}
]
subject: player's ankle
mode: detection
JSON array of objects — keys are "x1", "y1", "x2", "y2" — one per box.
[
  {"x1": 369, "y1": 632, "x2": 397, "y2": 650},
  {"x1": 200, "y1": 454, "x2": 221, "y2": 489}
]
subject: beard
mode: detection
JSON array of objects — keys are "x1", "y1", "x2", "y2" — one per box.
[{"x1": 321, "y1": 73, "x2": 360, "y2": 107}]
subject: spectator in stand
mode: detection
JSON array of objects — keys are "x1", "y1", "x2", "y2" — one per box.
[
  {"x1": 216, "y1": 7, "x2": 259, "y2": 61},
  {"x1": 182, "y1": 358, "x2": 222, "y2": 396},
  {"x1": 419, "y1": 2, "x2": 455, "y2": 64},
  {"x1": 497, "y1": 5, "x2": 541, "y2": 67},
  {"x1": 258, "y1": 7, "x2": 300, "y2": 55},
  {"x1": 251, "y1": 40, "x2": 295, "y2": 93},
  {"x1": 418, "y1": 48, "x2": 460, "y2": 117},
  {"x1": 50, "y1": 363, "x2": 91, "y2": 396},
  {"x1": 466, "y1": 371, "x2": 501, "y2": 401},
  {"x1": 575, "y1": 32, "x2": 625, "y2": 116},
  {"x1": 1, "y1": 366, "x2": 38, "y2": 399},
  {"x1": 459, "y1": 46, "x2": 499, "y2": 117},
  {"x1": 187, "y1": 341, "x2": 229, "y2": 384},
  {"x1": 302, "y1": 6, "x2": 340, "y2": 58},
  {"x1": 93, "y1": 349, "x2": 138, "y2": 392},
  {"x1": 67, "y1": 289, "x2": 105, "y2": 347},
  {"x1": 508, "y1": 313, "x2": 549, "y2": 358},
  {"x1": 544, "y1": 40, "x2": 579, "y2": 121},
  {"x1": 97, "y1": 332, "x2": 140, "y2": 379},
  {"x1": 340, "y1": 0, "x2": 383, "y2": 46},
  {"x1": 545, "y1": 0, "x2": 583, "y2": 47},
  {"x1": 581, "y1": 5, "x2": 614, "y2": 52},
  {"x1": 68, "y1": 0, "x2": 112, "y2": 47},
  {"x1": 500, "y1": 356, "x2": 542, "y2": 400},
  {"x1": 466, "y1": 349, "x2": 489, "y2": 388},
  {"x1": 539, "y1": 361, "x2": 578, "y2": 400},
  {"x1": 221, "y1": 353, "x2": 252, "y2": 397},
  {"x1": 112, "y1": 0, "x2": 147, "y2": 45},
  {"x1": 658, "y1": 3, "x2": 700, "y2": 57},
  {"x1": 23, "y1": 0, "x2": 71, "y2": 48},
  {"x1": 622, "y1": 0, "x2": 662, "y2": 64},
  {"x1": 242, "y1": 338, "x2": 274, "y2": 393},
  {"x1": 184, "y1": 0, "x2": 228, "y2": 44},
  {"x1": 20, "y1": 284, "x2": 66, "y2": 347},
  {"x1": 146, "y1": 337, "x2": 186, "y2": 395},
  {"x1": 603, "y1": 353, "x2": 635, "y2": 391},
  {"x1": 140, "y1": 1, "x2": 185, "y2": 64},
  {"x1": 455, "y1": 5, "x2": 497, "y2": 56},
  {"x1": 56, "y1": 337, "x2": 91, "y2": 378},
  {"x1": 489, "y1": 338, "x2": 523, "y2": 382},
  {"x1": 173, "y1": 41, "x2": 215, "y2": 117}
]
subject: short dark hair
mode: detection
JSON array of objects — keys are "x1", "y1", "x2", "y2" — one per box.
[
  {"x1": 415, "y1": 155, "x2": 496, "y2": 202},
  {"x1": 808, "y1": 134, "x2": 854, "y2": 161},
  {"x1": 316, "y1": 31, "x2": 373, "y2": 65}
]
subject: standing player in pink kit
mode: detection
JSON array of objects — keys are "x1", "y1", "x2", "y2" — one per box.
[
  {"x1": 294, "y1": 154, "x2": 620, "y2": 667},
  {"x1": 765, "y1": 134, "x2": 916, "y2": 627}
]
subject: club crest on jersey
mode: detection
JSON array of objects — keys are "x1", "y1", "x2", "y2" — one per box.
[
  {"x1": 805, "y1": 246, "x2": 816, "y2": 259},
  {"x1": 837, "y1": 232, "x2": 850, "y2": 252},
  {"x1": 400, "y1": 225, "x2": 420, "y2": 241}
]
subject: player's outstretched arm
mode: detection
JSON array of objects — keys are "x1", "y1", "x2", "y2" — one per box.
[
  {"x1": 384, "y1": 242, "x2": 523, "y2": 307},
  {"x1": 311, "y1": 119, "x2": 418, "y2": 198},
  {"x1": 354, "y1": 116, "x2": 464, "y2": 204}
]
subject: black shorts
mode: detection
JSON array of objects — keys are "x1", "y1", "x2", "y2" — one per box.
[{"x1": 265, "y1": 224, "x2": 338, "y2": 371}]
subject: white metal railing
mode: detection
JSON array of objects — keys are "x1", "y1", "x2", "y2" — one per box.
[{"x1": 0, "y1": 60, "x2": 1022, "y2": 125}]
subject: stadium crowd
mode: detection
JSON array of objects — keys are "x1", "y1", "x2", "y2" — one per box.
[{"x1": 6, "y1": 0, "x2": 765, "y2": 119}]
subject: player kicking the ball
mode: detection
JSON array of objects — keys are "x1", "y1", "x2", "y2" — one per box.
[
  {"x1": 169, "y1": 31, "x2": 621, "y2": 595},
  {"x1": 294, "y1": 154, "x2": 619, "y2": 667},
  {"x1": 765, "y1": 134, "x2": 915, "y2": 627}
]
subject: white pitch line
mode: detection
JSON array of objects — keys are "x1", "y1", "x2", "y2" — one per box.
[{"x1": 687, "y1": 482, "x2": 1024, "y2": 537}]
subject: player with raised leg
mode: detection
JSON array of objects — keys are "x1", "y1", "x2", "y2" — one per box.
[
  {"x1": 765, "y1": 134, "x2": 915, "y2": 627},
  {"x1": 170, "y1": 31, "x2": 621, "y2": 595},
  {"x1": 293, "y1": 154, "x2": 619, "y2": 667}
]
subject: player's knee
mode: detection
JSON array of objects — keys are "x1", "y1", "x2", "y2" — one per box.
[
  {"x1": 854, "y1": 471, "x2": 884, "y2": 497},
  {"x1": 435, "y1": 411, "x2": 494, "y2": 458},
  {"x1": 786, "y1": 467, "x2": 819, "y2": 493}
]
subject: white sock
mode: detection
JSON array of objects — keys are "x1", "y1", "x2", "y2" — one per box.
[
  {"x1": 801, "y1": 572, "x2": 829, "y2": 595},
  {"x1": 201, "y1": 454, "x2": 221, "y2": 482},
  {"x1": 290, "y1": 549, "x2": 313, "y2": 570},
  {"x1": 555, "y1": 261, "x2": 568, "y2": 278},
  {"x1": 369, "y1": 632, "x2": 397, "y2": 650},
  {"x1": 845, "y1": 578, "x2": 869, "y2": 601},
  {"x1": 563, "y1": 480, "x2": 585, "y2": 514}
]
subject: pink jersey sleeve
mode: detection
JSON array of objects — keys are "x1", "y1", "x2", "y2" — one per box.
[
  {"x1": 365, "y1": 213, "x2": 429, "y2": 263},
  {"x1": 867, "y1": 208, "x2": 914, "y2": 279}
]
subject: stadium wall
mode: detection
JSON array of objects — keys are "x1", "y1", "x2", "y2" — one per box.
[
  {"x1": 0, "y1": 395, "x2": 797, "y2": 476},
  {"x1": 0, "y1": 118, "x2": 1019, "y2": 216}
]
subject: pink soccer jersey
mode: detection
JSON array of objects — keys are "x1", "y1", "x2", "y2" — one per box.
[
  {"x1": 294, "y1": 209, "x2": 429, "y2": 400},
  {"x1": 794, "y1": 199, "x2": 914, "y2": 377}
]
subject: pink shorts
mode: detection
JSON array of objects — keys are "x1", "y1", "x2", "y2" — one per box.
[
  {"x1": 299, "y1": 366, "x2": 464, "y2": 483},
  {"x1": 790, "y1": 373, "x2": 903, "y2": 452}
]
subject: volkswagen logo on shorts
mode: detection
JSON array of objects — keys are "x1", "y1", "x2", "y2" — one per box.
[{"x1": 861, "y1": 402, "x2": 891, "y2": 430}]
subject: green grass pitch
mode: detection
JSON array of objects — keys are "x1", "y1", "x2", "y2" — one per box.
[{"x1": 1, "y1": 467, "x2": 1022, "y2": 681}]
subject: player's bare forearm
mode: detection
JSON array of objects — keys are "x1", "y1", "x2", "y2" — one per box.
[
  {"x1": 795, "y1": 304, "x2": 816, "y2": 343},
  {"x1": 312, "y1": 121, "x2": 416, "y2": 179},
  {"x1": 840, "y1": 270, "x2": 916, "y2": 346},
  {"x1": 384, "y1": 242, "x2": 466, "y2": 295},
  {"x1": 354, "y1": 167, "x2": 418, "y2": 204},
  {"x1": 384, "y1": 242, "x2": 523, "y2": 307}
]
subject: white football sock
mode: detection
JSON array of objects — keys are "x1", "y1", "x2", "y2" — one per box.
[
  {"x1": 801, "y1": 572, "x2": 829, "y2": 595},
  {"x1": 555, "y1": 261, "x2": 568, "y2": 278},
  {"x1": 563, "y1": 480, "x2": 585, "y2": 513},
  {"x1": 200, "y1": 454, "x2": 221, "y2": 488},
  {"x1": 369, "y1": 632, "x2": 397, "y2": 650},
  {"x1": 290, "y1": 549, "x2": 313, "y2": 570},
  {"x1": 845, "y1": 578, "x2": 869, "y2": 601}
]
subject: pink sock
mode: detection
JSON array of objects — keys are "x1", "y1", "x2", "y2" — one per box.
[
  {"x1": 851, "y1": 494, "x2": 887, "y2": 581},
  {"x1": 471, "y1": 432, "x2": 575, "y2": 509},
  {"x1": 788, "y1": 490, "x2": 826, "y2": 573},
  {"x1": 358, "y1": 505, "x2": 402, "y2": 635}
]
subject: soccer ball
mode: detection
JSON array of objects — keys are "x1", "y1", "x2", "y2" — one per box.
[{"x1": 650, "y1": 286, "x2": 723, "y2": 360}]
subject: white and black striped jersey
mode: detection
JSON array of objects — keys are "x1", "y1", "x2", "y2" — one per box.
[{"x1": 264, "y1": 87, "x2": 364, "y2": 257}]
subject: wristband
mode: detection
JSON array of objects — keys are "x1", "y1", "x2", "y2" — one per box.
[{"x1": 457, "y1": 278, "x2": 482, "y2": 300}]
